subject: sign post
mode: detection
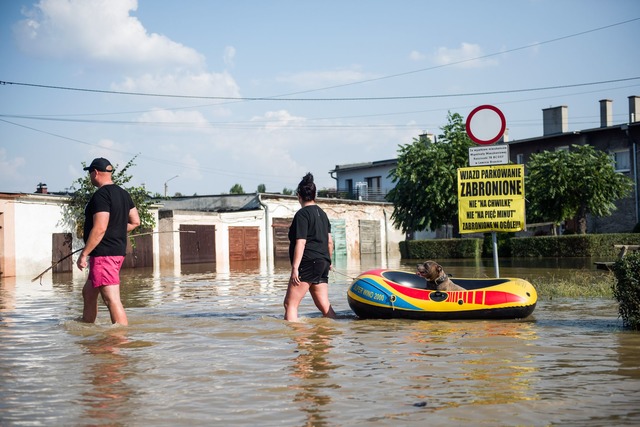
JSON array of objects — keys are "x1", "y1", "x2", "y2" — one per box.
[{"x1": 462, "y1": 105, "x2": 522, "y2": 277}]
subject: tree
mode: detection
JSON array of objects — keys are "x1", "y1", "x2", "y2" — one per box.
[
  {"x1": 387, "y1": 112, "x2": 473, "y2": 238},
  {"x1": 63, "y1": 156, "x2": 156, "y2": 238},
  {"x1": 526, "y1": 144, "x2": 634, "y2": 234},
  {"x1": 282, "y1": 187, "x2": 294, "y2": 195},
  {"x1": 229, "y1": 183, "x2": 244, "y2": 194},
  {"x1": 257, "y1": 183, "x2": 266, "y2": 193}
]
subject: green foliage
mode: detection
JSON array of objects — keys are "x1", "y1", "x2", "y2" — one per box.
[
  {"x1": 387, "y1": 112, "x2": 473, "y2": 236},
  {"x1": 611, "y1": 252, "x2": 640, "y2": 330},
  {"x1": 282, "y1": 187, "x2": 294, "y2": 195},
  {"x1": 63, "y1": 156, "x2": 156, "y2": 239},
  {"x1": 482, "y1": 232, "x2": 515, "y2": 257},
  {"x1": 534, "y1": 270, "x2": 615, "y2": 299},
  {"x1": 257, "y1": 183, "x2": 266, "y2": 193},
  {"x1": 229, "y1": 183, "x2": 245, "y2": 194},
  {"x1": 510, "y1": 233, "x2": 640, "y2": 257},
  {"x1": 400, "y1": 238, "x2": 481, "y2": 259},
  {"x1": 526, "y1": 144, "x2": 634, "y2": 234}
]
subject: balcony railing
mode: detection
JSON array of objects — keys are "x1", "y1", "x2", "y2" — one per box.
[{"x1": 321, "y1": 187, "x2": 391, "y2": 202}]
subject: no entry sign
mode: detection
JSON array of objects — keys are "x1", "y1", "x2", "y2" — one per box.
[{"x1": 465, "y1": 105, "x2": 506, "y2": 145}]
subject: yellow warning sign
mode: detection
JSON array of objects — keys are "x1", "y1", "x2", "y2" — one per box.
[{"x1": 457, "y1": 164, "x2": 525, "y2": 233}]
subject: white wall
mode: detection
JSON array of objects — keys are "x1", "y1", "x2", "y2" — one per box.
[{"x1": 12, "y1": 196, "x2": 73, "y2": 277}]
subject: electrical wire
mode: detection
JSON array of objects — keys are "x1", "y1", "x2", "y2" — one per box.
[{"x1": 2, "y1": 76, "x2": 638, "y2": 102}]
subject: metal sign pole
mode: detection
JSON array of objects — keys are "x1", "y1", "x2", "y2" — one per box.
[{"x1": 492, "y1": 231, "x2": 500, "y2": 278}]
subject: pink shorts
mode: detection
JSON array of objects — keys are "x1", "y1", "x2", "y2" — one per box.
[{"x1": 89, "y1": 256, "x2": 125, "y2": 288}]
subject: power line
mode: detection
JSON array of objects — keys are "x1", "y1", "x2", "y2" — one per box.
[
  {"x1": 0, "y1": 117, "x2": 301, "y2": 184},
  {"x1": 2, "y1": 76, "x2": 638, "y2": 102}
]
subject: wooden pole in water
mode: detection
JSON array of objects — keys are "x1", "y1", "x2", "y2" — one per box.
[{"x1": 31, "y1": 230, "x2": 196, "y2": 284}]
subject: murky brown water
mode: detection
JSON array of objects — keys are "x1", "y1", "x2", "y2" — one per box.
[{"x1": 1, "y1": 258, "x2": 639, "y2": 426}]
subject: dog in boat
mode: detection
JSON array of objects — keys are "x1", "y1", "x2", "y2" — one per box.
[{"x1": 417, "y1": 260, "x2": 466, "y2": 292}]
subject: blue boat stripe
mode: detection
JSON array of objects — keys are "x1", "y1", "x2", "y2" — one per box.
[{"x1": 354, "y1": 277, "x2": 421, "y2": 310}]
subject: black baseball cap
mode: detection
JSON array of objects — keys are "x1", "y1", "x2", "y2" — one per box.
[{"x1": 83, "y1": 157, "x2": 114, "y2": 172}]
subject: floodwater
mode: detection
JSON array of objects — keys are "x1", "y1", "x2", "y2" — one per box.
[{"x1": 1, "y1": 257, "x2": 639, "y2": 426}]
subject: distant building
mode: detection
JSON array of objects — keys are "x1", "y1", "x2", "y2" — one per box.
[
  {"x1": 328, "y1": 133, "x2": 435, "y2": 203},
  {"x1": 507, "y1": 96, "x2": 640, "y2": 233},
  {"x1": 329, "y1": 158, "x2": 397, "y2": 202}
]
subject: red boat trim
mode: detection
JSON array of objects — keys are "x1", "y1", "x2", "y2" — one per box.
[
  {"x1": 380, "y1": 279, "x2": 526, "y2": 306},
  {"x1": 384, "y1": 281, "x2": 430, "y2": 300}
]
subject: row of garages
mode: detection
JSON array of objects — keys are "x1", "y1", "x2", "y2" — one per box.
[{"x1": 0, "y1": 192, "x2": 403, "y2": 278}]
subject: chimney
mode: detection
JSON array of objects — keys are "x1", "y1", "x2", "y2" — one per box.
[
  {"x1": 629, "y1": 95, "x2": 640, "y2": 123},
  {"x1": 419, "y1": 132, "x2": 435, "y2": 145},
  {"x1": 501, "y1": 128, "x2": 509, "y2": 143},
  {"x1": 599, "y1": 99, "x2": 612, "y2": 128},
  {"x1": 542, "y1": 105, "x2": 568, "y2": 135},
  {"x1": 35, "y1": 183, "x2": 48, "y2": 194}
]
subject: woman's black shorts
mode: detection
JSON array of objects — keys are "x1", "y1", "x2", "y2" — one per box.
[{"x1": 298, "y1": 259, "x2": 330, "y2": 284}]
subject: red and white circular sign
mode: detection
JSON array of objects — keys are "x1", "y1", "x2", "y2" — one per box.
[{"x1": 465, "y1": 105, "x2": 506, "y2": 145}]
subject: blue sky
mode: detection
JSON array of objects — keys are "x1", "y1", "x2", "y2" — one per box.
[{"x1": 1, "y1": 0, "x2": 639, "y2": 196}]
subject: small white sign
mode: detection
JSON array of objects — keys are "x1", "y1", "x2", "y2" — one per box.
[{"x1": 469, "y1": 145, "x2": 509, "y2": 166}]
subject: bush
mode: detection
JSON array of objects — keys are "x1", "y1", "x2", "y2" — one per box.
[
  {"x1": 482, "y1": 232, "x2": 514, "y2": 257},
  {"x1": 611, "y1": 252, "x2": 640, "y2": 330},
  {"x1": 400, "y1": 238, "x2": 481, "y2": 259},
  {"x1": 511, "y1": 233, "x2": 640, "y2": 257}
]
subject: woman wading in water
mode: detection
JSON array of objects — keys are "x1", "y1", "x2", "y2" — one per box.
[{"x1": 284, "y1": 173, "x2": 336, "y2": 321}]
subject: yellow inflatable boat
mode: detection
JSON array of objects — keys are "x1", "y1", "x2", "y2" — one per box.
[{"x1": 347, "y1": 269, "x2": 537, "y2": 320}]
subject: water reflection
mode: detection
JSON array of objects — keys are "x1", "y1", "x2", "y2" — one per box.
[
  {"x1": 76, "y1": 329, "x2": 136, "y2": 424},
  {"x1": 0, "y1": 275, "x2": 17, "y2": 315},
  {"x1": 616, "y1": 331, "x2": 640, "y2": 379},
  {"x1": 289, "y1": 321, "x2": 340, "y2": 427},
  {"x1": 2, "y1": 259, "x2": 639, "y2": 426}
]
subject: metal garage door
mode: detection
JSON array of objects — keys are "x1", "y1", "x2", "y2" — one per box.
[
  {"x1": 229, "y1": 226, "x2": 259, "y2": 261},
  {"x1": 359, "y1": 219, "x2": 381, "y2": 254},
  {"x1": 180, "y1": 224, "x2": 216, "y2": 264},
  {"x1": 272, "y1": 217, "x2": 292, "y2": 259}
]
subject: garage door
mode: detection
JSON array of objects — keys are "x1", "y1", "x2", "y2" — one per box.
[{"x1": 229, "y1": 226, "x2": 259, "y2": 261}]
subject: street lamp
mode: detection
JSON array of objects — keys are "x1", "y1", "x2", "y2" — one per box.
[{"x1": 164, "y1": 175, "x2": 179, "y2": 197}]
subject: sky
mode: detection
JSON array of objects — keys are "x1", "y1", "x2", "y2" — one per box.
[{"x1": 1, "y1": 0, "x2": 639, "y2": 197}]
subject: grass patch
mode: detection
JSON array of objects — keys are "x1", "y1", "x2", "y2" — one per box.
[{"x1": 533, "y1": 270, "x2": 615, "y2": 299}]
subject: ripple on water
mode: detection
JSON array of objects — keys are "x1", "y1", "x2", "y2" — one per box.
[{"x1": 1, "y1": 268, "x2": 639, "y2": 426}]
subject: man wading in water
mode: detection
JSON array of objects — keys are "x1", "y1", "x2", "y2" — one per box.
[{"x1": 76, "y1": 157, "x2": 140, "y2": 325}]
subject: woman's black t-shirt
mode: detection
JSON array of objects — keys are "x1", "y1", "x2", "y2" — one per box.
[
  {"x1": 83, "y1": 184, "x2": 135, "y2": 256},
  {"x1": 288, "y1": 204, "x2": 331, "y2": 264}
]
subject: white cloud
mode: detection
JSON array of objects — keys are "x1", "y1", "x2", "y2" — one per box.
[
  {"x1": 409, "y1": 50, "x2": 426, "y2": 61},
  {"x1": 112, "y1": 71, "x2": 241, "y2": 101},
  {"x1": 223, "y1": 46, "x2": 236, "y2": 67},
  {"x1": 277, "y1": 67, "x2": 374, "y2": 87},
  {"x1": 137, "y1": 108, "x2": 211, "y2": 132},
  {"x1": 87, "y1": 138, "x2": 130, "y2": 171},
  {"x1": 13, "y1": 0, "x2": 204, "y2": 70},
  {"x1": 433, "y1": 43, "x2": 498, "y2": 68},
  {"x1": 0, "y1": 148, "x2": 26, "y2": 183},
  {"x1": 251, "y1": 110, "x2": 306, "y2": 132},
  {"x1": 174, "y1": 153, "x2": 202, "y2": 186}
]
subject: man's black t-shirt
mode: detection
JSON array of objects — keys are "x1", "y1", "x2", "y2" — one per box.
[
  {"x1": 84, "y1": 184, "x2": 135, "y2": 256},
  {"x1": 288, "y1": 204, "x2": 332, "y2": 264}
]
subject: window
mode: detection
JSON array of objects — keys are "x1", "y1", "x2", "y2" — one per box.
[
  {"x1": 345, "y1": 179, "x2": 353, "y2": 194},
  {"x1": 610, "y1": 150, "x2": 631, "y2": 172},
  {"x1": 516, "y1": 153, "x2": 524, "y2": 164},
  {"x1": 366, "y1": 176, "x2": 381, "y2": 190}
]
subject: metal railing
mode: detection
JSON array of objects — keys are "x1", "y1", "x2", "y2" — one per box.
[{"x1": 324, "y1": 187, "x2": 391, "y2": 202}]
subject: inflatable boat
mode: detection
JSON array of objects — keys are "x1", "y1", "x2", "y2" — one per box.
[{"x1": 347, "y1": 269, "x2": 537, "y2": 320}]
